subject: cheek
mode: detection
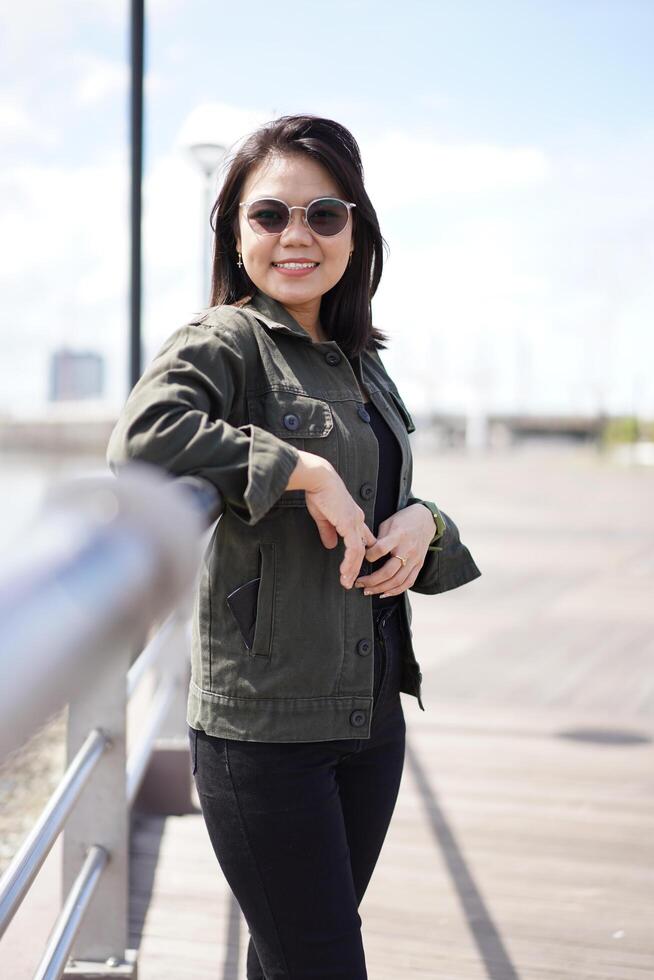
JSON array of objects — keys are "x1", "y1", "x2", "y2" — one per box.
[
  {"x1": 244, "y1": 239, "x2": 271, "y2": 268},
  {"x1": 325, "y1": 245, "x2": 350, "y2": 275}
]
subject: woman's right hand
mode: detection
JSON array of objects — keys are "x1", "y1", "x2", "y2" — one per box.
[{"x1": 285, "y1": 451, "x2": 377, "y2": 590}]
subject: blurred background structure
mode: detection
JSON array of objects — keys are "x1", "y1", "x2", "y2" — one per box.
[
  {"x1": 1, "y1": 1, "x2": 653, "y2": 978},
  {"x1": 1, "y1": 0, "x2": 653, "y2": 432}
]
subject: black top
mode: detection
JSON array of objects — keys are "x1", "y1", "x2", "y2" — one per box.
[{"x1": 365, "y1": 398, "x2": 404, "y2": 610}]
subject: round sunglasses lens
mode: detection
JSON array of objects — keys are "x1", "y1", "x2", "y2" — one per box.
[
  {"x1": 247, "y1": 199, "x2": 289, "y2": 234},
  {"x1": 307, "y1": 199, "x2": 349, "y2": 236}
]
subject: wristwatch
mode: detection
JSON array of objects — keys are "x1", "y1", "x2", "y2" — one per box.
[{"x1": 417, "y1": 499, "x2": 446, "y2": 552}]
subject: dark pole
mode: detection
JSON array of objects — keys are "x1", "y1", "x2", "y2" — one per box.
[{"x1": 129, "y1": 0, "x2": 144, "y2": 389}]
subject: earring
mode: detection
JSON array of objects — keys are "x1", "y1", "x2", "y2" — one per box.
[
  {"x1": 237, "y1": 251, "x2": 242, "y2": 268},
  {"x1": 348, "y1": 250, "x2": 353, "y2": 267}
]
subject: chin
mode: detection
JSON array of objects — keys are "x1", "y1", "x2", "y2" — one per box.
[{"x1": 267, "y1": 278, "x2": 324, "y2": 303}]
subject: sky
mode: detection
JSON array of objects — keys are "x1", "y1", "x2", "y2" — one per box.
[{"x1": 1, "y1": 0, "x2": 653, "y2": 419}]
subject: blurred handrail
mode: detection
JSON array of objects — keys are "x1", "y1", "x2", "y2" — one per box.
[
  {"x1": 0, "y1": 462, "x2": 223, "y2": 978},
  {"x1": 0, "y1": 463, "x2": 221, "y2": 764}
]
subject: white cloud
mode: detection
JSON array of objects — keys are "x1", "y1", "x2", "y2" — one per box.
[
  {"x1": 0, "y1": 102, "x2": 34, "y2": 140},
  {"x1": 74, "y1": 57, "x2": 128, "y2": 107},
  {"x1": 364, "y1": 130, "x2": 654, "y2": 416},
  {"x1": 0, "y1": 99, "x2": 57, "y2": 147},
  {"x1": 363, "y1": 132, "x2": 551, "y2": 206},
  {"x1": 72, "y1": 54, "x2": 163, "y2": 107}
]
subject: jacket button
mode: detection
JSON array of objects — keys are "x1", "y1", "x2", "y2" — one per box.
[
  {"x1": 357, "y1": 405, "x2": 371, "y2": 422},
  {"x1": 350, "y1": 709, "x2": 367, "y2": 727},
  {"x1": 360, "y1": 482, "x2": 374, "y2": 500},
  {"x1": 356, "y1": 638, "x2": 372, "y2": 656},
  {"x1": 283, "y1": 413, "x2": 300, "y2": 431},
  {"x1": 325, "y1": 351, "x2": 341, "y2": 366}
]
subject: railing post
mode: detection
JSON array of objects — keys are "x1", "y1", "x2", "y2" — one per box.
[
  {"x1": 62, "y1": 638, "x2": 137, "y2": 979},
  {"x1": 132, "y1": 593, "x2": 196, "y2": 815}
]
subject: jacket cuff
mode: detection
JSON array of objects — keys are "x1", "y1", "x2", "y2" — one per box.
[
  {"x1": 407, "y1": 496, "x2": 446, "y2": 551},
  {"x1": 408, "y1": 506, "x2": 482, "y2": 595},
  {"x1": 234, "y1": 425, "x2": 301, "y2": 526}
]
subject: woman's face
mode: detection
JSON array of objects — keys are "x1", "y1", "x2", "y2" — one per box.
[{"x1": 235, "y1": 153, "x2": 354, "y2": 327}]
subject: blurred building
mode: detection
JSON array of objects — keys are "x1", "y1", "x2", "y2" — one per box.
[{"x1": 49, "y1": 349, "x2": 104, "y2": 402}]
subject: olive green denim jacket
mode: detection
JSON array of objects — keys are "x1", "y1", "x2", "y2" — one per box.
[{"x1": 106, "y1": 289, "x2": 481, "y2": 742}]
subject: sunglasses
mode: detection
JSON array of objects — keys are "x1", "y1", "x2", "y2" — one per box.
[{"x1": 239, "y1": 197, "x2": 356, "y2": 238}]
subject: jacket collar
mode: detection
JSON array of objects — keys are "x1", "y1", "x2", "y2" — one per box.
[
  {"x1": 242, "y1": 289, "x2": 316, "y2": 344},
  {"x1": 241, "y1": 288, "x2": 366, "y2": 385}
]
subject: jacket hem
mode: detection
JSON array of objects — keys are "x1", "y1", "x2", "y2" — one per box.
[{"x1": 187, "y1": 679, "x2": 379, "y2": 742}]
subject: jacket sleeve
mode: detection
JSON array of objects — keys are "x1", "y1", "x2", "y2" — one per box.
[
  {"x1": 105, "y1": 317, "x2": 300, "y2": 527},
  {"x1": 405, "y1": 494, "x2": 482, "y2": 595}
]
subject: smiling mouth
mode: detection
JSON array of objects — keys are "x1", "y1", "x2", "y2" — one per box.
[{"x1": 271, "y1": 261, "x2": 320, "y2": 270}]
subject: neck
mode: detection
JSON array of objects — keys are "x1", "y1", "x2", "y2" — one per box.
[{"x1": 281, "y1": 299, "x2": 325, "y2": 343}]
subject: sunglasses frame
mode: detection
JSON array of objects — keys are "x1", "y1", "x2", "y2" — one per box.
[{"x1": 239, "y1": 196, "x2": 356, "y2": 238}]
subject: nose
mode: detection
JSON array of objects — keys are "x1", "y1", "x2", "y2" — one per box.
[{"x1": 278, "y1": 207, "x2": 314, "y2": 246}]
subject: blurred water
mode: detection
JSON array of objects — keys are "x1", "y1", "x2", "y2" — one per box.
[{"x1": 0, "y1": 452, "x2": 107, "y2": 553}]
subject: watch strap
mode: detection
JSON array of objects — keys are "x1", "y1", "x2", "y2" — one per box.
[{"x1": 417, "y1": 499, "x2": 446, "y2": 552}]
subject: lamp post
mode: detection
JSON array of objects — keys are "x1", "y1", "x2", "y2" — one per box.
[
  {"x1": 188, "y1": 142, "x2": 227, "y2": 307},
  {"x1": 129, "y1": 0, "x2": 144, "y2": 388}
]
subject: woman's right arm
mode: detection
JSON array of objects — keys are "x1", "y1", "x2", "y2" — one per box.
[
  {"x1": 106, "y1": 318, "x2": 300, "y2": 527},
  {"x1": 107, "y1": 315, "x2": 375, "y2": 585}
]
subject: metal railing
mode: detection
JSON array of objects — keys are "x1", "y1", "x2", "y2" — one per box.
[{"x1": 0, "y1": 462, "x2": 222, "y2": 978}]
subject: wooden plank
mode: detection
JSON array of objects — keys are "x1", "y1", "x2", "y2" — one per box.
[{"x1": 129, "y1": 447, "x2": 654, "y2": 979}]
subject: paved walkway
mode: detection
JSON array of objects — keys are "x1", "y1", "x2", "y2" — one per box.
[
  {"x1": 129, "y1": 445, "x2": 654, "y2": 979},
  {"x1": 131, "y1": 699, "x2": 653, "y2": 979}
]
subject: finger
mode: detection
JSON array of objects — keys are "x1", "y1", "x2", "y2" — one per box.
[
  {"x1": 378, "y1": 569, "x2": 419, "y2": 597},
  {"x1": 361, "y1": 524, "x2": 377, "y2": 548},
  {"x1": 361, "y1": 561, "x2": 418, "y2": 596},
  {"x1": 357, "y1": 549, "x2": 410, "y2": 588},
  {"x1": 340, "y1": 522, "x2": 376, "y2": 585},
  {"x1": 364, "y1": 532, "x2": 397, "y2": 563},
  {"x1": 314, "y1": 519, "x2": 339, "y2": 550},
  {"x1": 339, "y1": 523, "x2": 368, "y2": 587},
  {"x1": 355, "y1": 563, "x2": 395, "y2": 590}
]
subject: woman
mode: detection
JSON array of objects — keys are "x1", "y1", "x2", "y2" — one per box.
[{"x1": 107, "y1": 114, "x2": 481, "y2": 979}]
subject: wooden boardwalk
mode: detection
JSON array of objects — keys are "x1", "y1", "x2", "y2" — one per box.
[{"x1": 130, "y1": 444, "x2": 654, "y2": 979}]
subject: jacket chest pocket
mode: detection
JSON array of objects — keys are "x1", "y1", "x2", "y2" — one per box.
[{"x1": 247, "y1": 389, "x2": 339, "y2": 472}]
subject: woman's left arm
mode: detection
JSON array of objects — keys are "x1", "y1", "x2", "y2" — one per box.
[
  {"x1": 359, "y1": 352, "x2": 482, "y2": 595},
  {"x1": 356, "y1": 495, "x2": 481, "y2": 597},
  {"x1": 404, "y1": 495, "x2": 482, "y2": 595}
]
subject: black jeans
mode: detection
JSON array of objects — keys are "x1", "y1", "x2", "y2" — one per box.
[{"x1": 189, "y1": 599, "x2": 407, "y2": 980}]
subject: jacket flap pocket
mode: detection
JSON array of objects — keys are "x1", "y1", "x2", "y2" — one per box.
[
  {"x1": 387, "y1": 388, "x2": 416, "y2": 433},
  {"x1": 248, "y1": 389, "x2": 333, "y2": 438}
]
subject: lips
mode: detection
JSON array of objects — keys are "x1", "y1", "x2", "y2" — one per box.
[{"x1": 271, "y1": 260, "x2": 320, "y2": 269}]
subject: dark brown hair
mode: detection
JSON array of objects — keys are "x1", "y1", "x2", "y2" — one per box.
[{"x1": 209, "y1": 114, "x2": 389, "y2": 355}]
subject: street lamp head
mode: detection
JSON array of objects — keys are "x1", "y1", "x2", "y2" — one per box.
[{"x1": 188, "y1": 142, "x2": 227, "y2": 177}]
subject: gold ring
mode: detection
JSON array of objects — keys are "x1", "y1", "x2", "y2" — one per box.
[{"x1": 392, "y1": 553, "x2": 407, "y2": 567}]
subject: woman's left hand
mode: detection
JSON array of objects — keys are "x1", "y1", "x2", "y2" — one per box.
[{"x1": 352, "y1": 503, "x2": 436, "y2": 597}]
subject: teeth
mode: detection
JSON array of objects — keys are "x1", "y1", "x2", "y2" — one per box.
[{"x1": 273, "y1": 262, "x2": 318, "y2": 270}]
